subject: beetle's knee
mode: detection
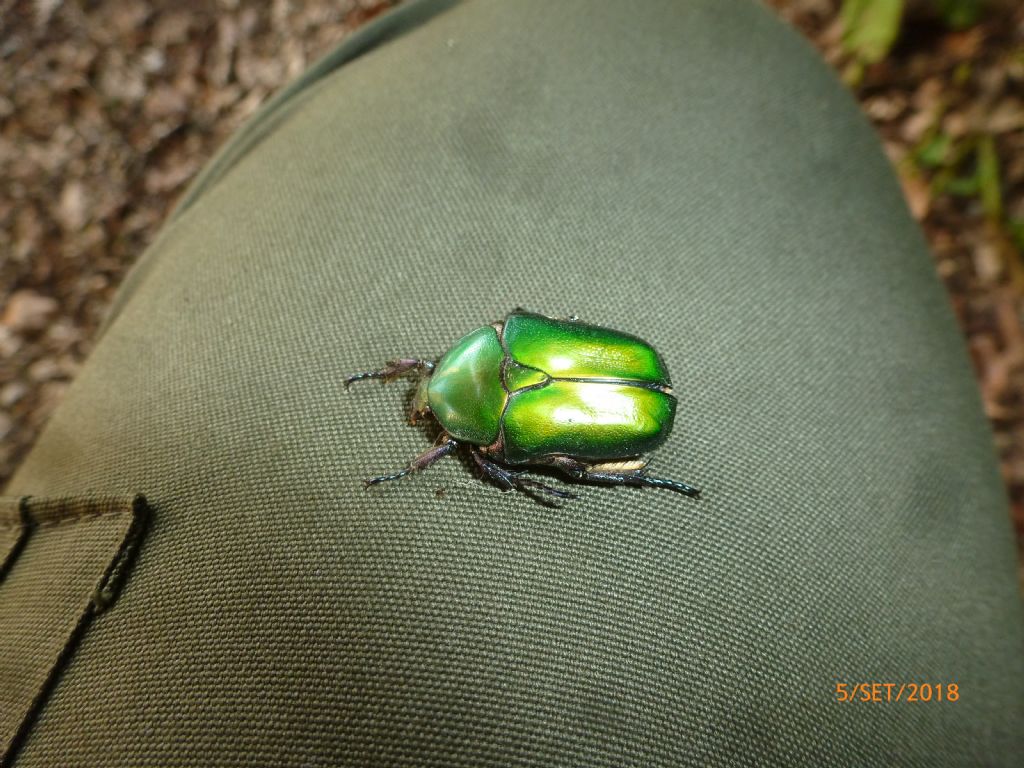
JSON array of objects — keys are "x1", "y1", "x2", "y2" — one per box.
[{"x1": 547, "y1": 455, "x2": 586, "y2": 479}]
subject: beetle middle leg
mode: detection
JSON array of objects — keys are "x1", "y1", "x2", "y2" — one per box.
[
  {"x1": 365, "y1": 434, "x2": 458, "y2": 487},
  {"x1": 344, "y1": 358, "x2": 435, "y2": 388},
  {"x1": 470, "y1": 449, "x2": 577, "y2": 501},
  {"x1": 547, "y1": 456, "x2": 701, "y2": 497}
]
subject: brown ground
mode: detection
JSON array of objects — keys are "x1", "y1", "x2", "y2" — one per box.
[{"x1": 2, "y1": 1, "x2": 1022, "y2": 577}]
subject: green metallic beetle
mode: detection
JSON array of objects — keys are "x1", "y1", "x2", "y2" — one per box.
[{"x1": 345, "y1": 310, "x2": 700, "y2": 500}]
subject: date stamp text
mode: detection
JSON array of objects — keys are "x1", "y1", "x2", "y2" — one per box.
[{"x1": 834, "y1": 682, "x2": 959, "y2": 703}]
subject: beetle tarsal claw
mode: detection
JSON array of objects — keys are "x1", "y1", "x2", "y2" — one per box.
[
  {"x1": 502, "y1": 469, "x2": 576, "y2": 500},
  {"x1": 470, "y1": 450, "x2": 575, "y2": 500},
  {"x1": 364, "y1": 469, "x2": 410, "y2": 486},
  {"x1": 344, "y1": 359, "x2": 437, "y2": 390},
  {"x1": 343, "y1": 372, "x2": 379, "y2": 388},
  {"x1": 518, "y1": 477, "x2": 577, "y2": 499}
]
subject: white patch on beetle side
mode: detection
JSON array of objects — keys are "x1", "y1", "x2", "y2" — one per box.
[{"x1": 589, "y1": 459, "x2": 648, "y2": 473}]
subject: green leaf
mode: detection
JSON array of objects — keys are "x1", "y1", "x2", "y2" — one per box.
[
  {"x1": 952, "y1": 61, "x2": 972, "y2": 86},
  {"x1": 976, "y1": 134, "x2": 1002, "y2": 221},
  {"x1": 1008, "y1": 218, "x2": 1024, "y2": 255},
  {"x1": 942, "y1": 175, "x2": 980, "y2": 197},
  {"x1": 934, "y1": 0, "x2": 982, "y2": 30},
  {"x1": 841, "y1": 0, "x2": 905, "y2": 64},
  {"x1": 915, "y1": 133, "x2": 953, "y2": 168}
]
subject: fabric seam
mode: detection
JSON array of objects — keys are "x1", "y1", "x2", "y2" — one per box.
[{"x1": 1, "y1": 495, "x2": 150, "y2": 768}]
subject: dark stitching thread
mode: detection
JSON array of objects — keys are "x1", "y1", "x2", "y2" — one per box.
[
  {"x1": 92, "y1": 495, "x2": 149, "y2": 613},
  {"x1": 0, "y1": 498, "x2": 30, "y2": 583}
]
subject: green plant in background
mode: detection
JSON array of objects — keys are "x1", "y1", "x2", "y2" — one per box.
[
  {"x1": 841, "y1": 0, "x2": 983, "y2": 83},
  {"x1": 845, "y1": 0, "x2": 1022, "y2": 268},
  {"x1": 840, "y1": 0, "x2": 903, "y2": 82},
  {"x1": 914, "y1": 121, "x2": 1024, "y2": 284},
  {"x1": 910, "y1": 112, "x2": 1021, "y2": 279},
  {"x1": 933, "y1": 0, "x2": 983, "y2": 29},
  {"x1": 916, "y1": 132, "x2": 1001, "y2": 220}
]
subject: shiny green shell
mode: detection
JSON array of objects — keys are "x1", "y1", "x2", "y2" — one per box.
[{"x1": 426, "y1": 312, "x2": 676, "y2": 464}]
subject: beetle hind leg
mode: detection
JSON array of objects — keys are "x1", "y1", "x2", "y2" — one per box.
[
  {"x1": 549, "y1": 456, "x2": 701, "y2": 498},
  {"x1": 344, "y1": 358, "x2": 435, "y2": 388},
  {"x1": 365, "y1": 435, "x2": 458, "y2": 487},
  {"x1": 470, "y1": 449, "x2": 577, "y2": 501}
]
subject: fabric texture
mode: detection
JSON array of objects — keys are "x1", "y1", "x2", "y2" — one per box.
[
  {"x1": 4, "y1": 0, "x2": 1022, "y2": 764},
  {"x1": 0, "y1": 495, "x2": 148, "y2": 765},
  {"x1": 0, "y1": 500, "x2": 28, "y2": 580}
]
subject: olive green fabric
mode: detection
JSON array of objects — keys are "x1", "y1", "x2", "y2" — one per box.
[
  {"x1": 0, "y1": 496, "x2": 148, "y2": 764},
  {"x1": 0, "y1": 501, "x2": 27, "y2": 579},
  {"x1": 4, "y1": 0, "x2": 1023, "y2": 765}
]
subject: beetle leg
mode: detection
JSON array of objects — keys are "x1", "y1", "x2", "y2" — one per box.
[
  {"x1": 548, "y1": 456, "x2": 701, "y2": 498},
  {"x1": 364, "y1": 435, "x2": 458, "y2": 487},
  {"x1": 470, "y1": 449, "x2": 577, "y2": 500},
  {"x1": 344, "y1": 358, "x2": 435, "y2": 388},
  {"x1": 408, "y1": 378, "x2": 432, "y2": 425}
]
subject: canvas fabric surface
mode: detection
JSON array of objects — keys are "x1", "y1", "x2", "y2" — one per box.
[
  {"x1": 3, "y1": 0, "x2": 1023, "y2": 765},
  {"x1": 0, "y1": 496, "x2": 148, "y2": 763}
]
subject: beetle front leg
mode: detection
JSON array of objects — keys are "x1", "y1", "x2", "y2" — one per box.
[
  {"x1": 408, "y1": 378, "x2": 432, "y2": 425},
  {"x1": 470, "y1": 449, "x2": 577, "y2": 501},
  {"x1": 548, "y1": 456, "x2": 701, "y2": 498},
  {"x1": 344, "y1": 358, "x2": 435, "y2": 388},
  {"x1": 365, "y1": 434, "x2": 458, "y2": 487}
]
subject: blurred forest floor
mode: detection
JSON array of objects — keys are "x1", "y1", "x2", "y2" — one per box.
[{"x1": 1, "y1": 0, "x2": 1023, "y2": 575}]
